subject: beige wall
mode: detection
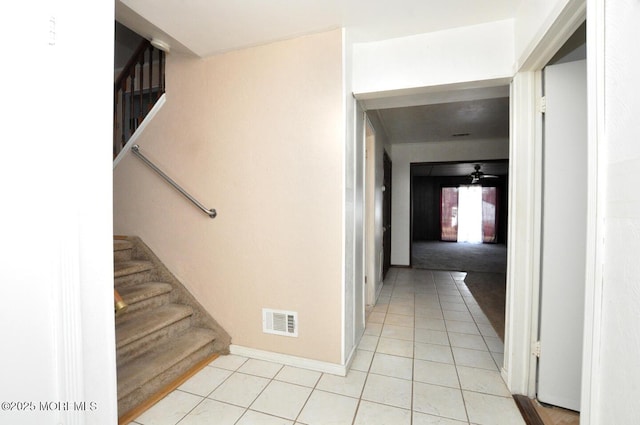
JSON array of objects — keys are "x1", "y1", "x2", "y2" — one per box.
[{"x1": 114, "y1": 29, "x2": 345, "y2": 363}]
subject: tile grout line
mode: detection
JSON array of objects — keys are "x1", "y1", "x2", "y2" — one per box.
[
  {"x1": 410, "y1": 272, "x2": 416, "y2": 425},
  {"x1": 350, "y1": 273, "x2": 392, "y2": 425},
  {"x1": 141, "y1": 267, "x2": 516, "y2": 425},
  {"x1": 167, "y1": 391, "x2": 201, "y2": 425},
  {"x1": 290, "y1": 363, "x2": 324, "y2": 425},
  {"x1": 235, "y1": 361, "x2": 285, "y2": 424},
  {"x1": 215, "y1": 357, "x2": 253, "y2": 424},
  {"x1": 448, "y1": 272, "x2": 473, "y2": 424},
  {"x1": 166, "y1": 357, "x2": 250, "y2": 425}
]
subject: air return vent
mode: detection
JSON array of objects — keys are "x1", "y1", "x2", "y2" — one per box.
[{"x1": 262, "y1": 309, "x2": 298, "y2": 337}]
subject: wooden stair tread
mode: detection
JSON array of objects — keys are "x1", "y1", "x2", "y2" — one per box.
[
  {"x1": 118, "y1": 282, "x2": 172, "y2": 305},
  {"x1": 116, "y1": 304, "x2": 193, "y2": 348},
  {"x1": 114, "y1": 260, "x2": 153, "y2": 278},
  {"x1": 117, "y1": 328, "x2": 217, "y2": 399}
]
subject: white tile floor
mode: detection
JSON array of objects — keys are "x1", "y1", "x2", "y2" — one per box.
[{"x1": 130, "y1": 268, "x2": 525, "y2": 425}]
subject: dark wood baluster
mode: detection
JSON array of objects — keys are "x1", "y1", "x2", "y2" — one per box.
[
  {"x1": 120, "y1": 84, "x2": 126, "y2": 150},
  {"x1": 138, "y1": 57, "x2": 144, "y2": 128},
  {"x1": 113, "y1": 39, "x2": 166, "y2": 154},
  {"x1": 159, "y1": 50, "x2": 165, "y2": 94},
  {"x1": 149, "y1": 46, "x2": 154, "y2": 110},
  {"x1": 129, "y1": 71, "x2": 135, "y2": 137},
  {"x1": 113, "y1": 89, "x2": 118, "y2": 157}
]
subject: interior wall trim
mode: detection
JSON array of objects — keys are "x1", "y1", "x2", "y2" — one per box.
[
  {"x1": 517, "y1": 0, "x2": 586, "y2": 71},
  {"x1": 505, "y1": 0, "x2": 587, "y2": 400},
  {"x1": 230, "y1": 345, "x2": 349, "y2": 377},
  {"x1": 55, "y1": 230, "x2": 86, "y2": 425},
  {"x1": 113, "y1": 93, "x2": 167, "y2": 169}
]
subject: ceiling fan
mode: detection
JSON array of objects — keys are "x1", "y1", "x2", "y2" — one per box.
[{"x1": 469, "y1": 164, "x2": 499, "y2": 184}]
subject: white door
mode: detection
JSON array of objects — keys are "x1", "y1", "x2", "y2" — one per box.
[{"x1": 537, "y1": 59, "x2": 587, "y2": 411}]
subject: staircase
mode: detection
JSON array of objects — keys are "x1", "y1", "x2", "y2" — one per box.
[{"x1": 114, "y1": 236, "x2": 231, "y2": 422}]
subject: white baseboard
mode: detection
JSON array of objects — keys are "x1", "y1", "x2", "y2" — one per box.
[
  {"x1": 229, "y1": 345, "x2": 348, "y2": 377},
  {"x1": 501, "y1": 367, "x2": 510, "y2": 390},
  {"x1": 343, "y1": 342, "x2": 357, "y2": 373}
]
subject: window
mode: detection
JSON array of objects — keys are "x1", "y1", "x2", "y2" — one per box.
[
  {"x1": 481, "y1": 187, "x2": 498, "y2": 243},
  {"x1": 441, "y1": 187, "x2": 458, "y2": 241},
  {"x1": 441, "y1": 186, "x2": 497, "y2": 243}
]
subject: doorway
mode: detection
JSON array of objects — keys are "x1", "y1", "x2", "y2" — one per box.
[
  {"x1": 382, "y1": 151, "x2": 392, "y2": 278},
  {"x1": 364, "y1": 116, "x2": 392, "y2": 308},
  {"x1": 357, "y1": 85, "x2": 511, "y2": 347},
  {"x1": 410, "y1": 160, "x2": 509, "y2": 339},
  {"x1": 410, "y1": 160, "x2": 508, "y2": 258},
  {"x1": 504, "y1": 9, "x2": 587, "y2": 423},
  {"x1": 536, "y1": 22, "x2": 587, "y2": 414}
]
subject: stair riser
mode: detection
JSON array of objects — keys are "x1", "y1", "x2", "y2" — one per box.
[
  {"x1": 114, "y1": 248, "x2": 133, "y2": 263},
  {"x1": 117, "y1": 317, "x2": 192, "y2": 367},
  {"x1": 118, "y1": 341, "x2": 216, "y2": 416},
  {"x1": 113, "y1": 236, "x2": 231, "y2": 422},
  {"x1": 114, "y1": 237, "x2": 232, "y2": 349},
  {"x1": 115, "y1": 270, "x2": 156, "y2": 288},
  {"x1": 124, "y1": 293, "x2": 171, "y2": 314}
]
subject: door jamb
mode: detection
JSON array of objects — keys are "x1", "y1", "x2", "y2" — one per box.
[
  {"x1": 580, "y1": 1, "x2": 605, "y2": 423},
  {"x1": 504, "y1": 0, "x2": 593, "y2": 409},
  {"x1": 364, "y1": 116, "x2": 377, "y2": 306}
]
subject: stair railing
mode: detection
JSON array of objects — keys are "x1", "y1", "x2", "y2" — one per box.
[
  {"x1": 131, "y1": 145, "x2": 217, "y2": 218},
  {"x1": 114, "y1": 40, "x2": 166, "y2": 158}
]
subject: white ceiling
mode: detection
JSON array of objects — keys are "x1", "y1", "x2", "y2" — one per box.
[
  {"x1": 373, "y1": 97, "x2": 509, "y2": 144},
  {"x1": 116, "y1": 0, "x2": 522, "y2": 57},
  {"x1": 361, "y1": 83, "x2": 510, "y2": 148},
  {"x1": 115, "y1": 1, "x2": 515, "y2": 160}
]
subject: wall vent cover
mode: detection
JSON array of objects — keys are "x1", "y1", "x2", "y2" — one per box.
[{"x1": 262, "y1": 308, "x2": 298, "y2": 337}]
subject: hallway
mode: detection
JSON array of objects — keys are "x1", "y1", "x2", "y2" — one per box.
[
  {"x1": 412, "y1": 241, "x2": 507, "y2": 340},
  {"x1": 128, "y1": 268, "x2": 523, "y2": 425}
]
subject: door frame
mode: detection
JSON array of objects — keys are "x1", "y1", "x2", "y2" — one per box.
[
  {"x1": 364, "y1": 117, "x2": 378, "y2": 306},
  {"x1": 505, "y1": 4, "x2": 604, "y2": 423},
  {"x1": 363, "y1": 114, "x2": 392, "y2": 307},
  {"x1": 506, "y1": 7, "x2": 584, "y2": 392},
  {"x1": 382, "y1": 150, "x2": 392, "y2": 278}
]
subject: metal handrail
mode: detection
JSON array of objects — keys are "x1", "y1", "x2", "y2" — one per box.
[{"x1": 131, "y1": 145, "x2": 217, "y2": 218}]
